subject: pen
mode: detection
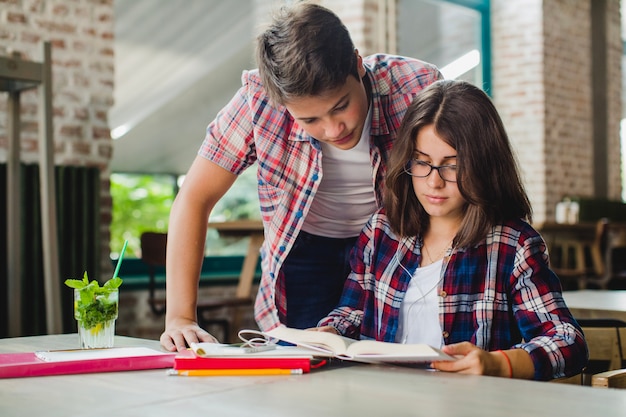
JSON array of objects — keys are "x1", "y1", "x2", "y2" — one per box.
[{"x1": 167, "y1": 368, "x2": 304, "y2": 376}]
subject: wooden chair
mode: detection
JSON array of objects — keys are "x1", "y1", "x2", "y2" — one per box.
[
  {"x1": 553, "y1": 318, "x2": 626, "y2": 386},
  {"x1": 579, "y1": 318, "x2": 626, "y2": 385},
  {"x1": 547, "y1": 218, "x2": 626, "y2": 290},
  {"x1": 549, "y1": 219, "x2": 606, "y2": 290},
  {"x1": 584, "y1": 221, "x2": 626, "y2": 289},
  {"x1": 140, "y1": 231, "x2": 257, "y2": 343},
  {"x1": 140, "y1": 231, "x2": 168, "y2": 316},
  {"x1": 591, "y1": 369, "x2": 626, "y2": 388}
]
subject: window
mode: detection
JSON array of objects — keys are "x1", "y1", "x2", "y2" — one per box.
[
  {"x1": 397, "y1": 0, "x2": 490, "y2": 93},
  {"x1": 205, "y1": 165, "x2": 261, "y2": 255},
  {"x1": 110, "y1": 0, "x2": 491, "y2": 259},
  {"x1": 110, "y1": 173, "x2": 176, "y2": 258},
  {"x1": 110, "y1": 166, "x2": 260, "y2": 258}
]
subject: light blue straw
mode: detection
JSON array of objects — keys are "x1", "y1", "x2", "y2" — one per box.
[{"x1": 112, "y1": 240, "x2": 128, "y2": 279}]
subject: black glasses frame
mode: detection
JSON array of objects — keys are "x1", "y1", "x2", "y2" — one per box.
[{"x1": 404, "y1": 159, "x2": 457, "y2": 183}]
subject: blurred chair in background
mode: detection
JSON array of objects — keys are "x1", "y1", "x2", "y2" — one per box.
[{"x1": 140, "y1": 231, "x2": 256, "y2": 343}]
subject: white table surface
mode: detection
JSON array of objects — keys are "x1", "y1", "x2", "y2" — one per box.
[
  {"x1": 1, "y1": 334, "x2": 625, "y2": 417},
  {"x1": 562, "y1": 290, "x2": 626, "y2": 321}
]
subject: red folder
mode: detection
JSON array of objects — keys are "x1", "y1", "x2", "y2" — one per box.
[
  {"x1": 173, "y1": 354, "x2": 312, "y2": 373},
  {"x1": 0, "y1": 347, "x2": 176, "y2": 378}
]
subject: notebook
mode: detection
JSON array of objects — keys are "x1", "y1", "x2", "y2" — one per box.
[{"x1": 0, "y1": 347, "x2": 176, "y2": 378}]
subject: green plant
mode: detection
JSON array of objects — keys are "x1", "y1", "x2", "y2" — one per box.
[
  {"x1": 110, "y1": 173, "x2": 176, "y2": 257},
  {"x1": 65, "y1": 272, "x2": 122, "y2": 330}
]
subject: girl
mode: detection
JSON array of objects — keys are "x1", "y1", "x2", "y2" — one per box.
[{"x1": 317, "y1": 80, "x2": 588, "y2": 380}]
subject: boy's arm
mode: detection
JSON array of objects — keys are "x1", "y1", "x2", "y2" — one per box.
[{"x1": 160, "y1": 156, "x2": 238, "y2": 352}]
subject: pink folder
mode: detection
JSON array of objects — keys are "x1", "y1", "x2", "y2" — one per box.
[{"x1": 0, "y1": 347, "x2": 176, "y2": 378}]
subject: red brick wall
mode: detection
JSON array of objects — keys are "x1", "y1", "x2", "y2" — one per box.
[
  {"x1": 605, "y1": 0, "x2": 623, "y2": 199},
  {"x1": 491, "y1": 0, "x2": 621, "y2": 223}
]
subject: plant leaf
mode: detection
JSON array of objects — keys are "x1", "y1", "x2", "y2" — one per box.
[
  {"x1": 103, "y1": 277, "x2": 123, "y2": 290},
  {"x1": 64, "y1": 279, "x2": 87, "y2": 289}
]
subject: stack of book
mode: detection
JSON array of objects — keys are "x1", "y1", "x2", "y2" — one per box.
[
  {"x1": 169, "y1": 326, "x2": 456, "y2": 377},
  {"x1": 169, "y1": 344, "x2": 315, "y2": 376}
]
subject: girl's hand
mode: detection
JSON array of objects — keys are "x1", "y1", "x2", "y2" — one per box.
[
  {"x1": 431, "y1": 342, "x2": 512, "y2": 378},
  {"x1": 307, "y1": 326, "x2": 340, "y2": 335}
]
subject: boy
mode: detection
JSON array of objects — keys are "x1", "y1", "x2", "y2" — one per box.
[{"x1": 160, "y1": 3, "x2": 442, "y2": 352}]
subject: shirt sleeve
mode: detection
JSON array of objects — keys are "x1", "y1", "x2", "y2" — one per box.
[
  {"x1": 198, "y1": 71, "x2": 257, "y2": 175},
  {"x1": 509, "y1": 232, "x2": 589, "y2": 380}
]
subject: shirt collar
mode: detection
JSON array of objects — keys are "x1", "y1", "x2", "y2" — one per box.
[{"x1": 363, "y1": 61, "x2": 391, "y2": 137}]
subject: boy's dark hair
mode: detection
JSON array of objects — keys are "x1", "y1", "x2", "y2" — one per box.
[
  {"x1": 256, "y1": 3, "x2": 359, "y2": 105},
  {"x1": 384, "y1": 79, "x2": 532, "y2": 248}
]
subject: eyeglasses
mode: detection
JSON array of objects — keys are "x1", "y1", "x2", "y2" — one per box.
[{"x1": 404, "y1": 159, "x2": 457, "y2": 182}]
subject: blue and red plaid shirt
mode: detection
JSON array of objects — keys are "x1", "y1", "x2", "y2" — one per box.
[
  {"x1": 199, "y1": 54, "x2": 442, "y2": 331},
  {"x1": 318, "y1": 210, "x2": 589, "y2": 380}
]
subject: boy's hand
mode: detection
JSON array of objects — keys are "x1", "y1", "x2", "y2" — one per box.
[{"x1": 160, "y1": 318, "x2": 218, "y2": 352}]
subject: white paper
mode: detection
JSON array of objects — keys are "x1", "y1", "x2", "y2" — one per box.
[{"x1": 35, "y1": 347, "x2": 170, "y2": 362}]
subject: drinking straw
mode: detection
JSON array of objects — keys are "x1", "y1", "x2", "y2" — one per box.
[{"x1": 112, "y1": 239, "x2": 128, "y2": 279}]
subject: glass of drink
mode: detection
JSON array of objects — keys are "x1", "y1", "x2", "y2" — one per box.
[{"x1": 74, "y1": 286, "x2": 119, "y2": 349}]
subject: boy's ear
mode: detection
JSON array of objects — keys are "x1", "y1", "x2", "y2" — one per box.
[{"x1": 355, "y1": 50, "x2": 366, "y2": 78}]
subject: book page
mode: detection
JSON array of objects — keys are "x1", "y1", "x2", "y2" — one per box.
[
  {"x1": 264, "y1": 327, "x2": 456, "y2": 363},
  {"x1": 344, "y1": 340, "x2": 455, "y2": 362},
  {"x1": 265, "y1": 326, "x2": 357, "y2": 356}
]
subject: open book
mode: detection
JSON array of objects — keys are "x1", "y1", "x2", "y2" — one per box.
[{"x1": 265, "y1": 326, "x2": 455, "y2": 364}]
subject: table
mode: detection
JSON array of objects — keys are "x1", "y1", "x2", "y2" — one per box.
[
  {"x1": 2, "y1": 334, "x2": 625, "y2": 417},
  {"x1": 562, "y1": 290, "x2": 626, "y2": 322},
  {"x1": 562, "y1": 290, "x2": 626, "y2": 371}
]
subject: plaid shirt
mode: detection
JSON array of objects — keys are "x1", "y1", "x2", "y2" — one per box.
[
  {"x1": 199, "y1": 55, "x2": 442, "y2": 331},
  {"x1": 318, "y1": 210, "x2": 589, "y2": 380}
]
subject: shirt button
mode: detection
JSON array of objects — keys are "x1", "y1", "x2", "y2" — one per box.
[
  {"x1": 440, "y1": 290, "x2": 447, "y2": 298},
  {"x1": 442, "y1": 331, "x2": 449, "y2": 339}
]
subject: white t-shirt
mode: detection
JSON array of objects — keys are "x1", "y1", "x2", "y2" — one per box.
[
  {"x1": 395, "y1": 259, "x2": 444, "y2": 348},
  {"x1": 301, "y1": 108, "x2": 376, "y2": 238}
]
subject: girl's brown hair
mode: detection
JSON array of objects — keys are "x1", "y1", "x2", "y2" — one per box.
[{"x1": 384, "y1": 80, "x2": 532, "y2": 248}]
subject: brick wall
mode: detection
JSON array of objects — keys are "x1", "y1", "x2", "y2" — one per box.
[
  {"x1": 319, "y1": 0, "x2": 392, "y2": 55},
  {"x1": 492, "y1": 0, "x2": 622, "y2": 224},
  {"x1": 605, "y1": 0, "x2": 623, "y2": 199},
  {"x1": 0, "y1": 0, "x2": 115, "y2": 277},
  {"x1": 543, "y1": 0, "x2": 594, "y2": 206}
]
